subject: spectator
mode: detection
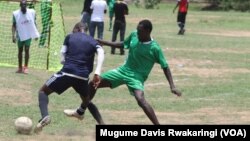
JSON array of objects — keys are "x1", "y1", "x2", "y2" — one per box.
[
  {"x1": 173, "y1": 0, "x2": 189, "y2": 35},
  {"x1": 12, "y1": 0, "x2": 40, "y2": 74},
  {"x1": 81, "y1": 0, "x2": 93, "y2": 33},
  {"x1": 110, "y1": 0, "x2": 128, "y2": 55},
  {"x1": 89, "y1": 0, "x2": 107, "y2": 39}
]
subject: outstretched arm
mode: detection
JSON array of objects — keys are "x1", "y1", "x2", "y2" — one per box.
[
  {"x1": 173, "y1": 1, "x2": 179, "y2": 13},
  {"x1": 92, "y1": 46, "x2": 105, "y2": 89},
  {"x1": 96, "y1": 39, "x2": 124, "y2": 49},
  {"x1": 163, "y1": 67, "x2": 182, "y2": 96}
]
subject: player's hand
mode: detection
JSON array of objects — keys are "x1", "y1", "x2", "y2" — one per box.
[
  {"x1": 92, "y1": 74, "x2": 101, "y2": 89},
  {"x1": 12, "y1": 36, "x2": 16, "y2": 43},
  {"x1": 171, "y1": 87, "x2": 182, "y2": 97},
  {"x1": 96, "y1": 39, "x2": 103, "y2": 46},
  {"x1": 96, "y1": 38, "x2": 101, "y2": 43}
]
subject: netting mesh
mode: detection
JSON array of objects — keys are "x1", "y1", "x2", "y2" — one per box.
[{"x1": 0, "y1": 0, "x2": 65, "y2": 71}]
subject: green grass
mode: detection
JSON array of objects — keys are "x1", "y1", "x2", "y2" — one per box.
[{"x1": 0, "y1": 0, "x2": 250, "y2": 140}]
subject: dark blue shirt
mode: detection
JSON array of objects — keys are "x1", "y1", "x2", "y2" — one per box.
[{"x1": 61, "y1": 32, "x2": 100, "y2": 78}]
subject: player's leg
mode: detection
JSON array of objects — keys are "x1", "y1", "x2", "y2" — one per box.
[
  {"x1": 23, "y1": 39, "x2": 31, "y2": 73},
  {"x1": 63, "y1": 78, "x2": 110, "y2": 124},
  {"x1": 97, "y1": 22, "x2": 104, "y2": 39},
  {"x1": 86, "y1": 13, "x2": 91, "y2": 33},
  {"x1": 111, "y1": 21, "x2": 119, "y2": 54},
  {"x1": 89, "y1": 21, "x2": 96, "y2": 38},
  {"x1": 64, "y1": 79, "x2": 89, "y2": 120},
  {"x1": 35, "y1": 72, "x2": 71, "y2": 133},
  {"x1": 88, "y1": 69, "x2": 124, "y2": 124},
  {"x1": 16, "y1": 40, "x2": 24, "y2": 73},
  {"x1": 34, "y1": 84, "x2": 53, "y2": 133},
  {"x1": 88, "y1": 102, "x2": 105, "y2": 124},
  {"x1": 119, "y1": 22, "x2": 126, "y2": 55},
  {"x1": 177, "y1": 12, "x2": 182, "y2": 35},
  {"x1": 133, "y1": 90, "x2": 160, "y2": 125},
  {"x1": 81, "y1": 12, "x2": 90, "y2": 33},
  {"x1": 87, "y1": 79, "x2": 112, "y2": 124},
  {"x1": 181, "y1": 12, "x2": 187, "y2": 34},
  {"x1": 24, "y1": 47, "x2": 29, "y2": 68},
  {"x1": 109, "y1": 12, "x2": 113, "y2": 31}
]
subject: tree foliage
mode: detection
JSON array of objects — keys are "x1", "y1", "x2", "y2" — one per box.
[
  {"x1": 133, "y1": 0, "x2": 161, "y2": 9},
  {"x1": 206, "y1": 0, "x2": 250, "y2": 11}
]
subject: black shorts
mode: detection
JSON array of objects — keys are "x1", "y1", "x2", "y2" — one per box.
[
  {"x1": 177, "y1": 12, "x2": 187, "y2": 24},
  {"x1": 45, "y1": 72, "x2": 89, "y2": 96}
]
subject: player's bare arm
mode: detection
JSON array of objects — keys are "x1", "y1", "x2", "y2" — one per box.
[
  {"x1": 96, "y1": 39, "x2": 123, "y2": 49},
  {"x1": 12, "y1": 23, "x2": 16, "y2": 43},
  {"x1": 163, "y1": 67, "x2": 182, "y2": 97}
]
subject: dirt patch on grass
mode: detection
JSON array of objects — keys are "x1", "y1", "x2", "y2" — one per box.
[
  {"x1": 195, "y1": 31, "x2": 250, "y2": 37},
  {"x1": 0, "y1": 88, "x2": 32, "y2": 105},
  {"x1": 168, "y1": 48, "x2": 250, "y2": 54},
  {"x1": 95, "y1": 109, "x2": 250, "y2": 124},
  {"x1": 168, "y1": 58, "x2": 250, "y2": 78},
  {"x1": 176, "y1": 67, "x2": 250, "y2": 78}
]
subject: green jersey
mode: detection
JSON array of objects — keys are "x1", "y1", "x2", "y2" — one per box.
[
  {"x1": 107, "y1": 0, "x2": 115, "y2": 11},
  {"x1": 118, "y1": 31, "x2": 169, "y2": 82}
]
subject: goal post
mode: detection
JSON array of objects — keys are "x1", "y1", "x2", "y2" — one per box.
[{"x1": 0, "y1": 0, "x2": 65, "y2": 71}]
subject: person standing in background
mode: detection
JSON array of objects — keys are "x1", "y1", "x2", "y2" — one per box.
[
  {"x1": 110, "y1": 0, "x2": 128, "y2": 55},
  {"x1": 89, "y1": 0, "x2": 107, "y2": 39},
  {"x1": 173, "y1": 0, "x2": 189, "y2": 35},
  {"x1": 12, "y1": 0, "x2": 40, "y2": 74},
  {"x1": 81, "y1": 0, "x2": 93, "y2": 34},
  {"x1": 107, "y1": 0, "x2": 115, "y2": 31},
  {"x1": 39, "y1": 0, "x2": 52, "y2": 47}
]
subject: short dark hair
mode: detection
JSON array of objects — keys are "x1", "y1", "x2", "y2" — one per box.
[
  {"x1": 73, "y1": 22, "x2": 87, "y2": 33},
  {"x1": 20, "y1": 0, "x2": 27, "y2": 5},
  {"x1": 139, "y1": 19, "x2": 153, "y2": 32}
]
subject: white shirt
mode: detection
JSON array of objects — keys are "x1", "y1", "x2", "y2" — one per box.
[
  {"x1": 13, "y1": 9, "x2": 40, "y2": 41},
  {"x1": 90, "y1": 0, "x2": 107, "y2": 22}
]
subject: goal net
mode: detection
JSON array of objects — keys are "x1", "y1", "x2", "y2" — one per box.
[{"x1": 0, "y1": 0, "x2": 65, "y2": 71}]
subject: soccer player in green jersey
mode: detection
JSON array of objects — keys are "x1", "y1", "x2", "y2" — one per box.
[{"x1": 64, "y1": 19, "x2": 182, "y2": 125}]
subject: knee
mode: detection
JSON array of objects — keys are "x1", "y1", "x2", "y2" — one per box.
[{"x1": 135, "y1": 95, "x2": 146, "y2": 107}]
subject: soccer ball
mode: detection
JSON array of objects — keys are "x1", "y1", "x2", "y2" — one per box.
[{"x1": 14, "y1": 116, "x2": 33, "y2": 135}]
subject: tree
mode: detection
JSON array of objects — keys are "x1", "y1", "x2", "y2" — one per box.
[
  {"x1": 204, "y1": 0, "x2": 250, "y2": 11},
  {"x1": 134, "y1": 0, "x2": 161, "y2": 9}
]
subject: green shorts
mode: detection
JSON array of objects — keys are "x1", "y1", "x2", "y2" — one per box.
[
  {"x1": 109, "y1": 11, "x2": 114, "y2": 18},
  {"x1": 18, "y1": 39, "x2": 32, "y2": 48},
  {"x1": 101, "y1": 68, "x2": 145, "y2": 94}
]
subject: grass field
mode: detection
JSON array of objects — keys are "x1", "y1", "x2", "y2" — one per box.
[{"x1": 0, "y1": 0, "x2": 250, "y2": 140}]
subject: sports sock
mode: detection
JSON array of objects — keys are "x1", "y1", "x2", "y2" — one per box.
[
  {"x1": 38, "y1": 91, "x2": 49, "y2": 118},
  {"x1": 76, "y1": 104, "x2": 86, "y2": 115}
]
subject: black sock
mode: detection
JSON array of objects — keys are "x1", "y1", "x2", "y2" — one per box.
[
  {"x1": 38, "y1": 91, "x2": 49, "y2": 118},
  {"x1": 76, "y1": 104, "x2": 86, "y2": 115}
]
